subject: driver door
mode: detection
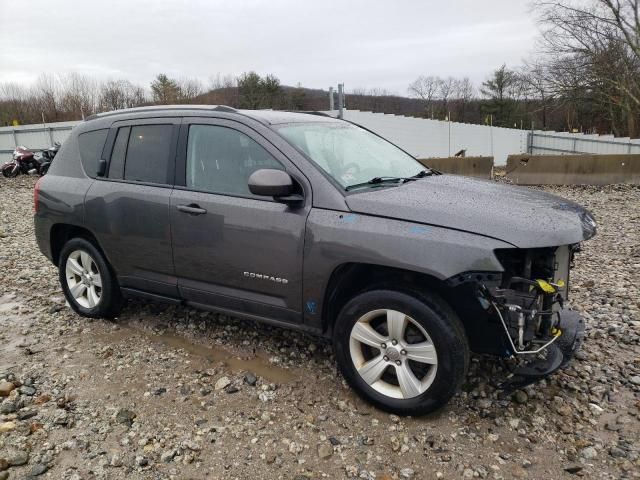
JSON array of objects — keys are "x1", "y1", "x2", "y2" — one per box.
[{"x1": 170, "y1": 118, "x2": 311, "y2": 324}]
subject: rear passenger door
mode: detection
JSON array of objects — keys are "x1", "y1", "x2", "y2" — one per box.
[{"x1": 84, "y1": 118, "x2": 180, "y2": 298}]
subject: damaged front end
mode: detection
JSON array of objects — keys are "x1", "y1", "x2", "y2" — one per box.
[
  {"x1": 484, "y1": 246, "x2": 585, "y2": 388},
  {"x1": 449, "y1": 245, "x2": 586, "y2": 390}
]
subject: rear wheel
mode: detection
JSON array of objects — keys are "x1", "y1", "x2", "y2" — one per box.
[
  {"x1": 333, "y1": 289, "x2": 469, "y2": 415},
  {"x1": 59, "y1": 238, "x2": 122, "y2": 318}
]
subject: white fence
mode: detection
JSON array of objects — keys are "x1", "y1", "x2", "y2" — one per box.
[
  {"x1": 529, "y1": 131, "x2": 640, "y2": 155},
  {"x1": 2, "y1": 111, "x2": 640, "y2": 165},
  {"x1": 326, "y1": 110, "x2": 528, "y2": 165},
  {"x1": 0, "y1": 121, "x2": 78, "y2": 162}
]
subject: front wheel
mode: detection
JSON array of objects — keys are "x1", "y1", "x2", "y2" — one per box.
[
  {"x1": 333, "y1": 289, "x2": 469, "y2": 416},
  {"x1": 59, "y1": 238, "x2": 123, "y2": 318},
  {"x1": 2, "y1": 164, "x2": 19, "y2": 178}
]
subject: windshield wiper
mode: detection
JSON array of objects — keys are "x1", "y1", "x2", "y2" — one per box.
[
  {"x1": 345, "y1": 177, "x2": 406, "y2": 191},
  {"x1": 408, "y1": 169, "x2": 434, "y2": 179},
  {"x1": 345, "y1": 170, "x2": 435, "y2": 191}
]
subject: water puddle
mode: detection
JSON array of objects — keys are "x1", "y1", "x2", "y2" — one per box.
[
  {"x1": 0, "y1": 294, "x2": 21, "y2": 315},
  {"x1": 97, "y1": 324, "x2": 297, "y2": 384},
  {"x1": 0, "y1": 335, "x2": 25, "y2": 371}
]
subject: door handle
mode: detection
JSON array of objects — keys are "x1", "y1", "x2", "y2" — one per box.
[{"x1": 176, "y1": 204, "x2": 207, "y2": 215}]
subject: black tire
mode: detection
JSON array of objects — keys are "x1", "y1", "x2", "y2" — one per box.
[
  {"x1": 333, "y1": 289, "x2": 469, "y2": 416},
  {"x1": 59, "y1": 237, "x2": 123, "y2": 319},
  {"x1": 39, "y1": 164, "x2": 50, "y2": 176},
  {"x1": 2, "y1": 165, "x2": 19, "y2": 178}
]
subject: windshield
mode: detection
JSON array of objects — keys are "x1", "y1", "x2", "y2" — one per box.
[{"x1": 276, "y1": 122, "x2": 426, "y2": 190}]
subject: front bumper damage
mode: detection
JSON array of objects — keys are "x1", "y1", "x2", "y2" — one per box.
[
  {"x1": 497, "y1": 307, "x2": 585, "y2": 390},
  {"x1": 449, "y1": 244, "x2": 586, "y2": 390}
]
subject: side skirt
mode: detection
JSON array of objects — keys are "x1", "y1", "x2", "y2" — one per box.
[{"x1": 119, "y1": 288, "x2": 325, "y2": 337}]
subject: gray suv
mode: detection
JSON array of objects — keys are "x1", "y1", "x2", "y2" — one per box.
[{"x1": 34, "y1": 106, "x2": 595, "y2": 415}]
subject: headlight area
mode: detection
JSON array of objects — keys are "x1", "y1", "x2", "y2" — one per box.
[{"x1": 486, "y1": 246, "x2": 581, "y2": 351}]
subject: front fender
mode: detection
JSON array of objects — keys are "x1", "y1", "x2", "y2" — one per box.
[{"x1": 302, "y1": 209, "x2": 512, "y2": 328}]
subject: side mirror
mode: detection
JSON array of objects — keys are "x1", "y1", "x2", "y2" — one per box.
[
  {"x1": 248, "y1": 169, "x2": 292, "y2": 196},
  {"x1": 248, "y1": 169, "x2": 304, "y2": 206},
  {"x1": 97, "y1": 158, "x2": 107, "y2": 177}
]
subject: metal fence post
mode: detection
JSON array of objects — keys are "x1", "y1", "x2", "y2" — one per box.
[
  {"x1": 528, "y1": 121, "x2": 535, "y2": 154},
  {"x1": 448, "y1": 113, "x2": 451, "y2": 157}
]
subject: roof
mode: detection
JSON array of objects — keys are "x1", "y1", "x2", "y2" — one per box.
[{"x1": 85, "y1": 105, "x2": 341, "y2": 126}]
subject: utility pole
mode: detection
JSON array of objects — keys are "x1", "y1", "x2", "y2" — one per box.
[
  {"x1": 338, "y1": 83, "x2": 344, "y2": 119},
  {"x1": 329, "y1": 87, "x2": 334, "y2": 111},
  {"x1": 42, "y1": 112, "x2": 53, "y2": 146}
]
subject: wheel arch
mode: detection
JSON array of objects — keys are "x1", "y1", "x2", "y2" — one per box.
[
  {"x1": 321, "y1": 262, "x2": 504, "y2": 355},
  {"x1": 322, "y1": 263, "x2": 452, "y2": 332},
  {"x1": 50, "y1": 223, "x2": 107, "y2": 267}
]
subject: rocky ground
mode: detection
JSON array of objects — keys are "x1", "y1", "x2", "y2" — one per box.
[{"x1": 0, "y1": 176, "x2": 639, "y2": 480}]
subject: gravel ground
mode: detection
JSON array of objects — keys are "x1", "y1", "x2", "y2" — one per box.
[{"x1": 0, "y1": 176, "x2": 639, "y2": 480}]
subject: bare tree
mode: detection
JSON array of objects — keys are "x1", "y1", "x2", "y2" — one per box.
[
  {"x1": 178, "y1": 78, "x2": 204, "y2": 102},
  {"x1": 453, "y1": 77, "x2": 475, "y2": 122},
  {"x1": 0, "y1": 83, "x2": 28, "y2": 125},
  {"x1": 535, "y1": 0, "x2": 640, "y2": 134},
  {"x1": 32, "y1": 74, "x2": 60, "y2": 122},
  {"x1": 59, "y1": 73, "x2": 99, "y2": 119},
  {"x1": 408, "y1": 75, "x2": 440, "y2": 118},
  {"x1": 437, "y1": 77, "x2": 456, "y2": 119},
  {"x1": 99, "y1": 80, "x2": 147, "y2": 111}
]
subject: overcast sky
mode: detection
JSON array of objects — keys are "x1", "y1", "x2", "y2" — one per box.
[{"x1": 0, "y1": 0, "x2": 538, "y2": 95}]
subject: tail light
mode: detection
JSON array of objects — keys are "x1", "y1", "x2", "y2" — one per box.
[{"x1": 34, "y1": 177, "x2": 42, "y2": 213}]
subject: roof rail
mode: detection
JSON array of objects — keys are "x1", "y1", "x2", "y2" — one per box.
[
  {"x1": 293, "y1": 111, "x2": 335, "y2": 118},
  {"x1": 85, "y1": 105, "x2": 237, "y2": 121}
]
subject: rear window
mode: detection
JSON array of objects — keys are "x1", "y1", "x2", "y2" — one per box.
[
  {"x1": 78, "y1": 129, "x2": 108, "y2": 178},
  {"x1": 123, "y1": 125, "x2": 173, "y2": 184}
]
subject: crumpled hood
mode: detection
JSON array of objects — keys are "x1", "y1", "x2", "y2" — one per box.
[{"x1": 345, "y1": 175, "x2": 596, "y2": 248}]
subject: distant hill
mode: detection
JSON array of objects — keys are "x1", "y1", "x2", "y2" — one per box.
[{"x1": 193, "y1": 85, "x2": 433, "y2": 117}]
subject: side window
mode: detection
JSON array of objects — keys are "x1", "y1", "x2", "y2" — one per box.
[
  {"x1": 186, "y1": 125, "x2": 283, "y2": 197},
  {"x1": 78, "y1": 129, "x2": 108, "y2": 178},
  {"x1": 123, "y1": 125, "x2": 173, "y2": 184},
  {"x1": 108, "y1": 127, "x2": 130, "y2": 179}
]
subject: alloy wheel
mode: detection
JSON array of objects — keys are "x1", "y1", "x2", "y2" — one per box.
[
  {"x1": 349, "y1": 309, "x2": 438, "y2": 399},
  {"x1": 65, "y1": 250, "x2": 102, "y2": 309}
]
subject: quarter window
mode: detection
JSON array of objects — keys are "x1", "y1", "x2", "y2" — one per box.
[
  {"x1": 123, "y1": 125, "x2": 174, "y2": 184},
  {"x1": 78, "y1": 129, "x2": 108, "y2": 178},
  {"x1": 186, "y1": 125, "x2": 283, "y2": 197}
]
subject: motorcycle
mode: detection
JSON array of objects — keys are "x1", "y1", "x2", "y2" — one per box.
[
  {"x1": 1, "y1": 143, "x2": 59, "y2": 177},
  {"x1": 37, "y1": 142, "x2": 60, "y2": 175},
  {"x1": 1, "y1": 146, "x2": 40, "y2": 177}
]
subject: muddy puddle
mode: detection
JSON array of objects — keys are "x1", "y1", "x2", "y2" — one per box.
[
  {"x1": 0, "y1": 294, "x2": 34, "y2": 370},
  {"x1": 97, "y1": 324, "x2": 297, "y2": 384},
  {"x1": 0, "y1": 293, "x2": 21, "y2": 315},
  {"x1": 0, "y1": 336, "x2": 27, "y2": 371}
]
